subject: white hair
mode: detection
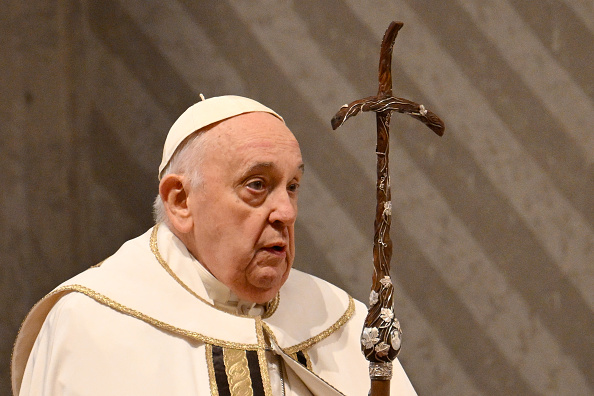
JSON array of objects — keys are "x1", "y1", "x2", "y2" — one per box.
[{"x1": 153, "y1": 131, "x2": 208, "y2": 224}]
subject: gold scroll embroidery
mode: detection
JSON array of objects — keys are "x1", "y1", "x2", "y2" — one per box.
[{"x1": 223, "y1": 348, "x2": 254, "y2": 396}]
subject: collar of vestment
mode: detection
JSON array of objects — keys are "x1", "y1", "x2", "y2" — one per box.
[
  {"x1": 14, "y1": 224, "x2": 355, "y2": 355},
  {"x1": 149, "y1": 224, "x2": 271, "y2": 317}
]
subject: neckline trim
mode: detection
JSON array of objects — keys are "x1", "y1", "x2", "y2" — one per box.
[{"x1": 149, "y1": 224, "x2": 280, "y2": 319}]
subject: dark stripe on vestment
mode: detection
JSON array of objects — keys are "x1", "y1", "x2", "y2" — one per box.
[
  {"x1": 246, "y1": 350, "x2": 265, "y2": 396},
  {"x1": 296, "y1": 351, "x2": 308, "y2": 367},
  {"x1": 212, "y1": 345, "x2": 231, "y2": 396}
]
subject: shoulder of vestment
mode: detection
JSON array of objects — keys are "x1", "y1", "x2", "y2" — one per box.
[{"x1": 12, "y1": 227, "x2": 358, "y2": 391}]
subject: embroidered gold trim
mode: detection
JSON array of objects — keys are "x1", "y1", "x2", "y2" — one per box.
[
  {"x1": 150, "y1": 224, "x2": 279, "y2": 318},
  {"x1": 255, "y1": 318, "x2": 273, "y2": 396},
  {"x1": 264, "y1": 293, "x2": 280, "y2": 317},
  {"x1": 54, "y1": 285, "x2": 259, "y2": 350},
  {"x1": 263, "y1": 295, "x2": 356, "y2": 355},
  {"x1": 205, "y1": 344, "x2": 220, "y2": 396},
  {"x1": 223, "y1": 348, "x2": 254, "y2": 396},
  {"x1": 289, "y1": 350, "x2": 311, "y2": 370},
  {"x1": 301, "y1": 349, "x2": 313, "y2": 371}
]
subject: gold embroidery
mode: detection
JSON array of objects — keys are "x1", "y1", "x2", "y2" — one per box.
[
  {"x1": 54, "y1": 285, "x2": 259, "y2": 350},
  {"x1": 150, "y1": 224, "x2": 279, "y2": 318},
  {"x1": 301, "y1": 349, "x2": 313, "y2": 370},
  {"x1": 39, "y1": 272, "x2": 353, "y2": 353},
  {"x1": 223, "y1": 348, "x2": 254, "y2": 396},
  {"x1": 205, "y1": 344, "x2": 220, "y2": 396},
  {"x1": 255, "y1": 318, "x2": 273, "y2": 396},
  {"x1": 287, "y1": 350, "x2": 312, "y2": 370},
  {"x1": 264, "y1": 293, "x2": 280, "y2": 317},
  {"x1": 263, "y1": 296, "x2": 356, "y2": 355}
]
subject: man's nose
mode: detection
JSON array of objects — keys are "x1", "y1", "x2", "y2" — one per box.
[{"x1": 268, "y1": 190, "x2": 297, "y2": 225}]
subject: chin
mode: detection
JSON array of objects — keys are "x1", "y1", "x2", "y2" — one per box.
[
  {"x1": 241, "y1": 262, "x2": 291, "y2": 303},
  {"x1": 232, "y1": 284, "x2": 275, "y2": 304},
  {"x1": 251, "y1": 289, "x2": 280, "y2": 305},
  {"x1": 245, "y1": 277, "x2": 286, "y2": 304}
]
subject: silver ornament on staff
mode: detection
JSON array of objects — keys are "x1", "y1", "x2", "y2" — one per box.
[{"x1": 331, "y1": 21, "x2": 444, "y2": 396}]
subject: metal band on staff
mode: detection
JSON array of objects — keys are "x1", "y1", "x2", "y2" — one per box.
[{"x1": 331, "y1": 21, "x2": 444, "y2": 396}]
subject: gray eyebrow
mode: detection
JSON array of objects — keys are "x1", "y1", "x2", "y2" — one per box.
[{"x1": 242, "y1": 162, "x2": 304, "y2": 176}]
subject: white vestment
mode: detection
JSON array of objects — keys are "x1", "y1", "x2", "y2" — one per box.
[{"x1": 12, "y1": 225, "x2": 417, "y2": 396}]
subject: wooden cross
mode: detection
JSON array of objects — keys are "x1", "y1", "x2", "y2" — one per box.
[{"x1": 331, "y1": 21, "x2": 444, "y2": 396}]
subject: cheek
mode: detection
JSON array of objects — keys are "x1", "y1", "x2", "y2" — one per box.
[
  {"x1": 206, "y1": 204, "x2": 257, "y2": 244},
  {"x1": 221, "y1": 221, "x2": 266, "y2": 267},
  {"x1": 288, "y1": 227, "x2": 296, "y2": 259}
]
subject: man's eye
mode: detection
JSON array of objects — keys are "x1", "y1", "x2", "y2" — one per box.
[
  {"x1": 247, "y1": 180, "x2": 265, "y2": 191},
  {"x1": 288, "y1": 183, "x2": 299, "y2": 193}
]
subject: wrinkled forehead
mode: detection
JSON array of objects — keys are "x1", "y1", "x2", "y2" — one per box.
[
  {"x1": 205, "y1": 112, "x2": 301, "y2": 157},
  {"x1": 159, "y1": 95, "x2": 284, "y2": 179},
  {"x1": 201, "y1": 113, "x2": 303, "y2": 175}
]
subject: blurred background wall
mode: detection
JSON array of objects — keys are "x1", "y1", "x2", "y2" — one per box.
[{"x1": 1, "y1": 0, "x2": 592, "y2": 395}]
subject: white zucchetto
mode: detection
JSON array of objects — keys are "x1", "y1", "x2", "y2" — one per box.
[{"x1": 158, "y1": 95, "x2": 284, "y2": 178}]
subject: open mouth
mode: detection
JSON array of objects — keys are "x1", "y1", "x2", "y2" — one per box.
[{"x1": 263, "y1": 245, "x2": 286, "y2": 255}]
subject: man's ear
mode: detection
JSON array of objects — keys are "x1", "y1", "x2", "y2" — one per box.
[{"x1": 159, "y1": 174, "x2": 193, "y2": 233}]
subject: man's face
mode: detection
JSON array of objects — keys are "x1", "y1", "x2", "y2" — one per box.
[{"x1": 184, "y1": 112, "x2": 304, "y2": 303}]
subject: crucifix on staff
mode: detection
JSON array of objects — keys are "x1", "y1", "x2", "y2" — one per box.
[{"x1": 331, "y1": 21, "x2": 445, "y2": 396}]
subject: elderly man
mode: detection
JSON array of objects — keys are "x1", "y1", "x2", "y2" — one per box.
[{"x1": 12, "y1": 96, "x2": 416, "y2": 395}]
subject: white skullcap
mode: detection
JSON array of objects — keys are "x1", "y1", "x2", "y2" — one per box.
[{"x1": 158, "y1": 95, "x2": 284, "y2": 179}]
